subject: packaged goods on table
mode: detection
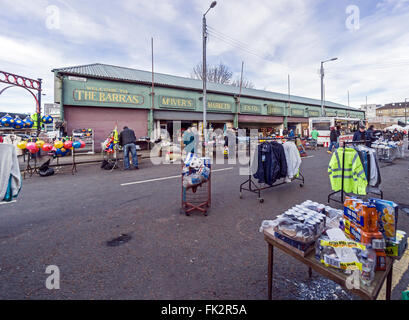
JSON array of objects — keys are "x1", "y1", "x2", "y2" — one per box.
[
  {"x1": 182, "y1": 154, "x2": 211, "y2": 189},
  {"x1": 260, "y1": 201, "x2": 343, "y2": 252}
]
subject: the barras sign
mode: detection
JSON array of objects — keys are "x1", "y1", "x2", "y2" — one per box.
[
  {"x1": 73, "y1": 87, "x2": 144, "y2": 105},
  {"x1": 159, "y1": 96, "x2": 195, "y2": 109}
]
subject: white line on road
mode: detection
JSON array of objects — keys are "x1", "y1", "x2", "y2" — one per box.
[
  {"x1": 0, "y1": 200, "x2": 17, "y2": 205},
  {"x1": 303, "y1": 155, "x2": 315, "y2": 159},
  {"x1": 121, "y1": 167, "x2": 234, "y2": 186}
]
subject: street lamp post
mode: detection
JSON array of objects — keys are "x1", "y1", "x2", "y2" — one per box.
[
  {"x1": 202, "y1": 1, "x2": 217, "y2": 145},
  {"x1": 405, "y1": 98, "x2": 408, "y2": 125},
  {"x1": 320, "y1": 57, "x2": 338, "y2": 117}
]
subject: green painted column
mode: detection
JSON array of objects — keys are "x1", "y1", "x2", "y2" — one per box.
[{"x1": 148, "y1": 109, "x2": 154, "y2": 138}]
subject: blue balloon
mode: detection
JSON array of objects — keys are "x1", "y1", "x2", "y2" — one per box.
[
  {"x1": 13, "y1": 116, "x2": 24, "y2": 129},
  {"x1": 23, "y1": 117, "x2": 34, "y2": 128},
  {"x1": 42, "y1": 115, "x2": 53, "y2": 124},
  {"x1": 72, "y1": 141, "x2": 81, "y2": 149},
  {"x1": 1, "y1": 114, "x2": 13, "y2": 127}
]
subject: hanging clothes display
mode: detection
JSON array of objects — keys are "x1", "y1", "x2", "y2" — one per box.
[
  {"x1": 253, "y1": 140, "x2": 295, "y2": 186},
  {"x1": 328, "y1": 147, "x2": 368, "y2": 195},
  {"x1": 353, "y1": 145, "x2": 381, "y2": 188},
  {"x1": 283, "y1": 141, "x2": 302, "y2": 180},
  {"x1": 0, "y1": 144, "x2": 22, "y2": 202}
]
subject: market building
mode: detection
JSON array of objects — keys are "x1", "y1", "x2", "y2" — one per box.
[{"x1": 52, "y1": 63, "x2": 365, "y2": 151}]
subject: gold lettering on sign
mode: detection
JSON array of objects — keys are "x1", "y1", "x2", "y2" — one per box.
[
  {"x1": 208, "y1": 102, "x2": 231, "y2": 110},
  {"x1": 73, "y1": 89, "x2": 142, "y2": 105},
  {"x1": 160, "y1": 96, "x2": 195, "y2": 108}
]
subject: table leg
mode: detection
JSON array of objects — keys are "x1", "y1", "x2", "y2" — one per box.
[
  {"x1": 268, "y1": 243, "x2": 273, "y2": 300},
  {"x1": 308, "y1": 267, "x2": 312, "y2": 279},
  {"x1": 386, "y1": 266, "x2": 393, "y2": 300}
]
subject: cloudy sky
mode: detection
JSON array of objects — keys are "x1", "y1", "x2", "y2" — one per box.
[{"x1": 1, "y1": 0, "x2": 409, "y2": 114}]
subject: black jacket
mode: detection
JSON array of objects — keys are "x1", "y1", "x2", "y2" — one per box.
[
  {"x1": 119, "y1": 128, "x2": 136, "y2": 146},
  {"x1": 271, "y1": 142, "x2": 288, "y2": 180},
  {"x1": 353, "y1": 130, "x2": 366, "y2": 142},
  {"x1": 330, "y1": 130, "x2": 339, "y2": 142}
]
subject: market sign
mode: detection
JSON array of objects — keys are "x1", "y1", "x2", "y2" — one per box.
[
  {"x1": 337, "y1": 110, "x2": 347, "y2": 117},
  {"x1": 326, "y1": 110, "x2": 337, "y2": 117},
  {"x1": 241, "y1": 104, "x2": 261, "y2": 114},
  {"x1": 159, "y1": 96, "x2": 195, "y2": 109},
  {"x1": 267, "y1": 105, "x2": 284, "y2": 115},
  {"x1": 207, "y1": 101, "x2": 232, "y2": 112},
  {"x1": 291, "y1": 108, "x2": 305, "y2": 117},
  {"x1": 73, "y1": 88, "x2": 144, "y2": 105},
  {"x1": 308, "y1": 110, "x2": 320, "y2": 117}
]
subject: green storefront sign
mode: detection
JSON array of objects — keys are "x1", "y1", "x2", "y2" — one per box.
[
  {"x1": 267, "y1": 105, "x2": 284, "y2": 115},
  {"x1": 326, "y1": 110, "x2": 337, "y2": 117},
  {"x1": 241, "y1": 104, "x2": 261, "y2": 114},
  {"x1": 207, "y1": 101, "x2": 232, "y2": 112},
  {"x1": 308, "y1": 110, "x2": 320, "y2": 117},
  {"x1": 159, "y1": 95, "x2": 195, "y2": 109},
  {"x1": 291, "y1": 109, "x2": 305, "y2": 117},
  {"x1": 73, "y1": 88, "x2": 144, "y2": 105}
]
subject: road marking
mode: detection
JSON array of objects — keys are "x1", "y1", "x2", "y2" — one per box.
[
  {"x1": 303, "y1": 155, "x2": 315, "y2": 159},
  {"x1": 121, "y1": 167, "x2": 233, "y2": 186},
  {"x1": 0, "y1": 200, "x2": 17, "y2": 205}
]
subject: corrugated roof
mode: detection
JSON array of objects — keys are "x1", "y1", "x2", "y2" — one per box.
[
  {"x1": 52, "y1": 63, "x2": 361, "y2": 112},
  {"x1": 377, "y1": 103, "x2": 409, "y2": 110}
]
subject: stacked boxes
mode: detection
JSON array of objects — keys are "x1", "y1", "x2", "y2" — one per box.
[{"x1": 342, "y1": 197, "x2": 387, "y2": 271}]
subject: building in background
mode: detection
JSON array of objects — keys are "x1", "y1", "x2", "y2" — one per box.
[
  {"x1": 52, "y1": 63, "x2": 365, "y2": 151},
  {"x1": 360, "y1": 104, "x2": 381, "y2": 120},
  {"x1": 375, "y1": 102, "x2": 409, "y2": 128},
  {"x1": 43, "y1": 103, "x2": 62, "y2": 132}
]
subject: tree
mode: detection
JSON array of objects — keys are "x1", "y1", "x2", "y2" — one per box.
[
  {"x1": 190, "y1": 62, "x2": 233, "y2": 84},
  {"x1": 231, "y1": 78, "x2": 255, "y2": 89}
]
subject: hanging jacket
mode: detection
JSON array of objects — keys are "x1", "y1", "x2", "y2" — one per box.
[
  {"x1": 253, "y1": 142, "x2": 279, "y2": 185},
  {"x1": 283, "y1": 141, "x2": 301, "y2": 179},
  {"x1": 271, "y1": 141, "x2": 288, "y2": 180},
  {"x1": 0, "y1": 144, "x2": 22, "y2": 202},
  {"x1": 328, "y1": 147, "x2": 368, "y2": 195}
]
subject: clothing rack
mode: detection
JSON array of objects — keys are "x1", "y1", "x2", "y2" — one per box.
[
  {"x1": 328, "y1": 140, "x2": 383, "y2": 204},
  {"x1": 239, "y1": 137, "x2": 305, "y2": 203}
]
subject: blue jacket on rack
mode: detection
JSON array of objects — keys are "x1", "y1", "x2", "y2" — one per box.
[{"x1": 253, "y1": 142, "x2": 288, "y2": 185}]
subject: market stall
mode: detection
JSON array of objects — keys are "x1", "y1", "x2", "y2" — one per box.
[{"x1": 260, "y1": 198, "x2": 407, "y2": 300}]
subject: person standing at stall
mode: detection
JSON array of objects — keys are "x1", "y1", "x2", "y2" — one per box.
[
  {"x1": 327, "y1": 127, "x2": 339, "y2": 154},
  {"x1": 353, "y1": 125, "x2": 367, "y2": 143},
  {"x1": 119, "y1": 126, "x2": 139, "y2": 170}
]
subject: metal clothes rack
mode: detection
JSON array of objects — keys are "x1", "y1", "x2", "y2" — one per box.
[
  {"x1": 239, "y1": 137, "x2": 305, "y2": 203},
  {"x1": 328, "y1": 140, "x2": 383, "y2": 204}
]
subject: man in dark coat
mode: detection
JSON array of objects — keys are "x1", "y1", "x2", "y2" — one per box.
[
  {"x1": 353, "y1": 125, "x2": 367, "y2": 143},
  {"x1": 119, "y1": 126, "x2": 139, "y2": 170}
]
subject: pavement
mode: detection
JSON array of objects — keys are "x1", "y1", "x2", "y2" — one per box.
[{"x1": 0, "y1": 146, "x2": 408, "y2": 300}]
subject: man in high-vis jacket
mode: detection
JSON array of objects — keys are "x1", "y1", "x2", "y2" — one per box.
[{"x1": 328, "y1": 147, "x2": 367, "y2": 195}]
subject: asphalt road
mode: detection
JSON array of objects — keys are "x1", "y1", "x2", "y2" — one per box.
[{"x1": 0, "y1": 147, "x2": 408, "y2": 300}]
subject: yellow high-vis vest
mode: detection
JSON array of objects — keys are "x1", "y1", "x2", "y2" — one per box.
[{"x1": 328, "y1": 148, "x2": 367, "y2": 195}]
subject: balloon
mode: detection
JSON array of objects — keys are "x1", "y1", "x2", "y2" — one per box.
[
  {"x1": 72, "y1": 141, "x2": 81, "y2": 149},
  {"x1": 23, "y1": 117, "x2": 34, "y2": 128},
  {"x1": 29, "y1": 146, "x2": 39, "y2": 154},
  {"x1": 54, "y1": 140, "x2": 64, "y2": 149},
  {"x1": 42, "y1": 143, "x2": 53, "y2": 152},
  {"x1": 80, "y1": 140, "x2": 86, "y2": 148},
  {"x1": 13, "y1": 116, "x2": 24, "y2": 129},
  {"x1": 42, "y1": 115, "x2": 53, "y2": 124},
  {"x1": 17, "y1": 141, "x2": 27, "y2": 150},
  {"x1": 36, "y1": 140, "x2": 45, "y2": 148},
  {"x1": 63, "y1": 141, "x2": 73, "y2": 149},
  {"x1": 1, "y1": 114, "x2": 13, "y2": 127},
  {"x1": 26, "y1": 142, "x2": 37, "y2": 151}
]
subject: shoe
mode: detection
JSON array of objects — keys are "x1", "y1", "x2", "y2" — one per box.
[
  {"x1": 133, "y1": 167, "x2": 139, "y2": 170},
  {"x1": 124, "y1": 168, "x2": 131, "y2": 171},
  {"x1": 327, "y1": 151, "x2": 332, "y2": 154}
]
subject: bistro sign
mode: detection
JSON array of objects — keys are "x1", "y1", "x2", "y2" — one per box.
[{"x1": 73, "y1": 87, "x2": 143, "y2": 105}]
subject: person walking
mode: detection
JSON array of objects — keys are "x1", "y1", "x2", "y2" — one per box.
[
  {"x1": 119, "y1": 126, "x2": 139, "y2": 170},
  {"x1": 327, "y1": 127, "x2": 339, "y2": 154},
  {"x1": 311, "y1": 127, "x2": 319, "y2": 149}
]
